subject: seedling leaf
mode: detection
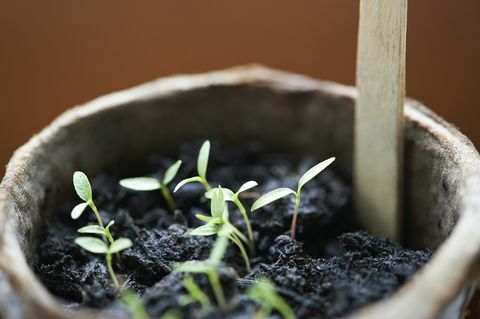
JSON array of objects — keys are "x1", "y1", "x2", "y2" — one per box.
[
  {"x1": 205, "y1": 188, "x2": 234, "y2": 201},
  {"x1": 195, "y1": 214, "x2": 216, "y2": 222},
  {"x1": 162, "y1": 160, "x2": 182, "y2": 186},
  {"x1": 190, "y1": 224, "x2": 218, "y2": 236},
  {"x1": 105, "y1": 220, "x2": 115, "y2": 231},
  {"x1": 236, "y1": 181, "x2": 258, "y2": 194},
  {"x1": 71, "y1": 202, "x2": 89, "y2": 219},
  {"x1": 298, "y1": 157, "x2": 335, "y2": 191},
  {"x1": 120, "y1": 177, "x2": 161, "y2": 191},
  {"x1": 251, "y1": 188, "x2": 296, "y2": 211},
  {"x1": 210, "y1": 187, "x2": 225, "y2": 218},
  {"x1": 174, "y1": 176, "x2": 203, "y2": 193},
  {"x1": 78, "y1": 225, "x2": 106, "y2": 235},
  {"x1": 73, "y1": 171, "x2": 92, "y2": 201},
  {"x1": 75, "y1": 237, "x2": 108, "y2": 254},
  {"x1": 109, "y1": 238, "x2": 133, "y2": 254},
  {"x1": 197, "y1": 140, "x2": 210, "y2": 180}
]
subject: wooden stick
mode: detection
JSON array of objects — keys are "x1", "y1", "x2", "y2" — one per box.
[{"x1": 355, "y1": 0, "x2": 408, "y2": 241}]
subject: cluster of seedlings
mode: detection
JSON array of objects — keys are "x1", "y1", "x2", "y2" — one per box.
[{"x1": 71, "y1": 141, "x2": 335, "y2": 318}]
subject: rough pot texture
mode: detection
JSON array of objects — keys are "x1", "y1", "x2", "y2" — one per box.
[{"x1": 0, "y1": 66, "x2": 479, "y2": 319}]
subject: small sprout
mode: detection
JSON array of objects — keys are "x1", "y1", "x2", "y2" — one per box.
[
  {"x1": 192, "y1": 187, "x2": 251, "y2": 271},
  {"x1": 72, "y1": 171, "x2": 105, "y2": 228},
  {"x1": 179, "y1": 275, "x2": 211, "y2": 311},
  {"x1": 246, "y1": 278, "x2": 295, "y2": 319},
  {"x1": 121, "y1": 290, "x2": 149, "y2": 319},
  {"x1": 78, "y1": 220, "x2": 115, "y2": 244},
  {"x1": 75, "y1": 236, "x2": 132, "y2": 289},
  {"x1": 251, "y1": 157, "x2": 335, "y2": 239},
  {"x1": 119, "y1": 160, "x2": 182, "y2": 212},
  {"x1": 174, "y1": 141, "x2": 212, "y2": 193},
  {"x1": 174, "y1": 225, "x2": 231, "y2": 309},
  {"x1": 205, "y1": 181, "x2": 258, "y2": 253}
]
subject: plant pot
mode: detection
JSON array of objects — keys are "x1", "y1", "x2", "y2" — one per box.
[{"x1": 0, "y1": 65, "x2": 479, "y2": 319}]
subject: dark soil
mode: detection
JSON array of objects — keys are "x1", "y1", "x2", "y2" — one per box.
[{"x1": 34, "y1": 142, "x2": 431, "y2": 318}]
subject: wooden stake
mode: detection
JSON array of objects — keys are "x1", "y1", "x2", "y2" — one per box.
[{"x1": 355, "y1": 0, "x2": 408, "y2": 241}]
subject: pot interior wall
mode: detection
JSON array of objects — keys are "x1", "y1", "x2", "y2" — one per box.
[{"x1": 11, "y1": 84, "x2": 458, "y2": 264}]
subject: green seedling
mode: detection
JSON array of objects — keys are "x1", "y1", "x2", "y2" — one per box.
[
  {"x1": 179, "y1": 275, "x2": 211, "y2": 311},
  {"x1": 251, "y1": 157, "x2": 335, "y2": 239},
  {"x1": 246, "y1": 278, "x2": 295, "y2": 319},
  {"x1": 119, "y1": 160, "x2": 182, "y2": 211},
  {"x1": 174, "y1": 225, "x2": 231, "y2": 309},
  {"x1": 75, "y1": 236, "x2": 132, "y2": 289},
  {"x1": 72, "y1": 171, "x2": 105, "y2": 228},
  {"x1": 122, "y1": 290, "x2": 149, "y2": 319},
  {"x1": 78, "y1": 220, "x2": 116, "y2": 244},
  {"x1": 192, "y1": 187, "x2": 251, "y2": 271},
  {"x1": 205, "y1": 181, "x2": 258, "y2": 253},
  {"x1": 174, "y1": 140, "x2": 212, "y2": 193}
]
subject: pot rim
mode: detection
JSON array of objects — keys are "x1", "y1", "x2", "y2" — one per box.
[{"x1": 1, "y1": 65, "x2": 479, "y2": 319}]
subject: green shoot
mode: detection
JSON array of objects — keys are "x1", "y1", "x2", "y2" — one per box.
[
  {"x1": 246, "y1": 278, "x2": 295, "y2": 319},
  {"x1": 206, "y1": 181, "x2": 258, "y2": 253},
  {"x1": 179, "y1": 275, "x2": 211, "y2": 311},
  {"x1": 174, "y1": 225, "x2": 231, "y2": 309},
  {"x1": 192, "y1": 187, "x2": 251, "y2": 271},
  {"x1": 75, "y1": 236, "x2": 132, "y2": 289},
  {"x1": 72, "y1": 171, "x2": 104, "y2": 228},
  {"x1": 119, "y1": 160, "x2": 182, "y2": 212},
  {"x1": 78, "y1": 220, "x2": 115, "y2": 244},
  {"x1": 121, "y1": 290, "x2": 149, "y2": 319},
  {"x1": 251, "y1": 157, "x2": 335, "y2": 239},
  {"x1": 174, "y1": 140, "x2": 212, "y2": 193}
]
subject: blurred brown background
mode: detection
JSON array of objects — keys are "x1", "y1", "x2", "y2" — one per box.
[{"x1": 1, "y1": 0, "x2": 479, "y2": 177}]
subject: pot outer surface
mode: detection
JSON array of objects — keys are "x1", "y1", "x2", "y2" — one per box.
[{"x1": 1, "y1": 66, "x2": 480, "y2": 319}]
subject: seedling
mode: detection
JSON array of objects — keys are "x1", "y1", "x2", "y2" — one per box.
[
  {"x1": 174, "y1": 225, "x2": 231, "y2": 309},
  {"x1": 119, "y1": 160, "x2": 182, "y2": 211},
  {"x1": 75, "y1": 236, "x2": 132, "y2": 289},
  {"x1": 179, "y1": 275, "x2": 211, "y2": 311},
  {"x1": 71, "y1": 171, "x2": 105, "y2": 228},
  {"x1": 251, "y1": 157, "x2": 335, "y2": 239},
  {"x1": 78, "y1": 220, "x2": 116, "y2": 244},
  {"x1": 174, "y1": 140, "x2": 212, "y2": 192},
  {"x1": 205, "y1": 181, "x2": 258, "y2": 252},
  {"x1": 246, "y1": 278, "x2": 295, "y2": 319},
  {"x1": 192, "y1": 187, "x2": 251, "y2": 271},
  {"x1": 122, "y1": 290, "x2": 149, "y2": 319}
]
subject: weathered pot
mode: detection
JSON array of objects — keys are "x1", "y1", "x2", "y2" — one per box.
[{"x1": 0, "y1": 66, "x2": 479, "y2": 319}]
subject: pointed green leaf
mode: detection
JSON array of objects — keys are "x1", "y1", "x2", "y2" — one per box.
[
  {"x1": 105, "y1": 220, "x2": 115, "y2": 231},
  {"x1": 222, "y1": 203, "x2": 229, "y2": 220},
  {"x1": 73, "y1": 171, "x2": 92, "y2": 201},
  {"x1": 75, "y1": 236, "x2": 108, "y2": 254},
  {"x1": 119, "y1": 177, "x2": 161, "y2": 191},
  {"x1": 197, "y1": 140, "x2": 210, "y2": 180},
  {"x1": 298, "y1": 157, "x2": 335, "y2": 191},
  {"x1": 205, "y1": 188, "x2": 234, "y2": 201},
  {"x1": 195, "y1": 214, "x2": 216, "y2": 222},
  {"x1": 211, "y1": 187, "x2": 225, "y2": 218},
  {"x1": 173, "y1": 176, "x2": 203, "y2": 193},
  {"x1": 71, "y1": 202, "x2": 89, "y2": 219},
  {"x1": 251, "y1": 188, "x2": 296, "y2": 211},
  {"x1": 162, "y1": 160, "x2": 182, "y2": 186},
  {"x1": 109, "y1": 238, "x2": 133, "y2": 254},
  {"x1": 77, "y1": 225, "x2": 106, "y2": 235},
  {"x1": 189, "y1": 223, "x2": 218, "y2": 236},
  {"x1": 236, "y1": 181, "x2": 258, "y2": 194}
]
